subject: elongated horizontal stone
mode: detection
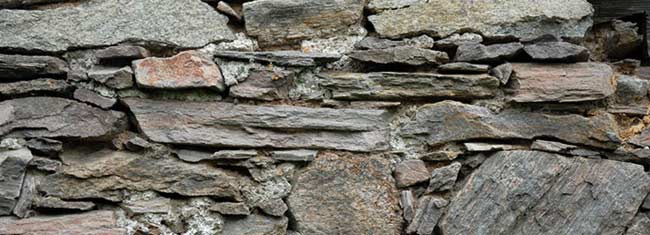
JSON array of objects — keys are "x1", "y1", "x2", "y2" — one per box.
[
  {"x1": 367, "y1": 0, "x2": 426, "y2": 12},
  {"x1": 214, "y1": 51, "x2": 340, "y2": 67},
  {"x1": 0, "y1": 78, "x2": 73, "y2": 97},
  {"x1": 523, "y1": 41, "x2": 589, "y2": 62},
  {"x1": 243, "y1": 0, "x2": 364, "y2": 46},
  {"x1": 0, "y1": 0, "x2": 234, "y2": 53},
  {"x1": 0, "y1": 210, "x2": 126, "y2": 235},
  {"x1": 133, "y1": 51, "x2": 225, "y2": 91},
  {"x1": 510, "y1": 63, "x2": 615, "y2": 102},
  {"x1": 0, "y1": 54, "x2": 67, "y2": 81},
  {"x1": 440, "y1": 150, "x2": 650, "y2": 235},
  {"x1": 318, "y1": 72, "x2": 500, "y2": 100},
  {"x1": 368, "y1": 0, "x2": 593, "y2": 39},
  {"x1": 0, "y1": 97, "x2": 127, "y2": 139},
  {"x1": 347, "y1": 47, "x2": 449, "y2": 65},
  {"x1": 399, "y1": 101, "x2": 620, "y2": 149},
  {"x1": 124, "y1": 98, "x2": 390, "y2": 152}
]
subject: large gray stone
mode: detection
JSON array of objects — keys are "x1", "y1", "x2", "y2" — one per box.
[
  {"x1": 0, "y1": 54, "x2": 67, "y2": 81},
  {"x1": 0, "y1": 148, "x2": 32, "y2": 215},
  {"x1": 440, "y1": 150, "x2": 650, "y2": 235},
  {"x1": 368, "y1": 0, "x2": 593, "y2": 39},
  {"x1": 399, "y1": 101, "x2": 620, "y2": 149},
  {"x1": 243, "y1": 0, "x2": 365, "y2": 46},
  {"x1": 124, "y1": 98, "x2": 390, "y2": 152},
  {"x1": 0, "y1": 0, "x2": 234, "y2": 53},
  {"x1": 0, "y1": 210, "x2": 126, "y2": 235},
  {"x1": 0, "y1": 97, "x2": 127, "y2": 139},
  {"x1": 318, "y1": 72, "x2": 500, "y2": 100},
  {"x1": 287, "y1": 152, "x2": 402, "y2": 234},
  {"x1": 347, "y1": 46, "x2": 449, "y2": 65},
  {"x1": 509, "y1": 63, "x2": 615, "y2": 102}
]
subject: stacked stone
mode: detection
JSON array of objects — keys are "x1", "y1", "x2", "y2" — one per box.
[{"x1": 1, "y1": 0, "x2": 650, "y2": 234}]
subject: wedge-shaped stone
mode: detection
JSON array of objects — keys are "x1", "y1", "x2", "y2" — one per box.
[
  {"x1": 510, "y1": 63, "x2": 615, "y2": 102},
  {"x1": 0, "y1": 0, "x2": 234, "y2": 53},
  {"x1": 368, "y1": 0, "x2": 593, "y2": 39},
  {"x1": 319, "y1": 72, "x2": 500, "y2": 100},
  {"x1": 399, "y1": 101, "x2": 620, "y2": 149},
  {"x1": 133, "y1": 51, "x2": 225, "y2": 91},
  {"x1": 347, "y1": 46, "x2": 449, "y2": 65},
  {"x1": 0, "y1": 97, "x2": 127, "y2": 139},
  {"x1": 214, "y1": 51, "x2": 340, "y2": 67},
  {"x1": 0, "y1": 148, "x2": 32, "y2": 215},
  {"x1": 440, "y1": 150, "x2": 650, "y2": 235},
  {"x1": 0, "y1": 54, "x2": 67, "y2": 81},
  {"x1": 124, "y1": 98, "x2": 390, "y2": 152},
  {"x1": 243, "y1": 0, "x2": 365, "y2": 46},
  {"x1": 0, "y1": 210, "x2": 126, "y2": 235}
]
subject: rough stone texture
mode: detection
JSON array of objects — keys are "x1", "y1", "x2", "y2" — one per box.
[
  {"x1": 94, "y1": 45, "x2": 150, "y2": 61},
  {"x1": 0, "y1": 0, "x2": 66, "y2": 8},
  {"x1": 583, "y1": 20, "x2": 642, "y2": 61},
  {"x1": 347, "y1": 46, "x2": 449, "y2": 65},
  {"x1": 426, "y1": 162, "x2": 461, "y2": 192},
  {"x1": 222, "y1": 214, "x2": 288, "y2": 235},
  {"x1": 25, "y1": 138, "x2": 62, "y2": 156},
  {"x1": 368, "y1": 0, "x2": 593, "y2": 39},
  {"x1": 406, "y1": 195, "x2": 448, "y2": 235},
  {"x1": 0, "y1": 54, "x2": 67, "y2": 81},
  {"x1": 28, "y1": 156, "x2": 61, "y2": 172},
  {"x1": 440, "y1": 150, "x2": 650, "y2": 235},
  {"x1": 367, "y1": 0, "x2": 426, "y2": 12},
  {"x1": 73, "y1": 88, "x2": 117, "y2": 109},
  {"x1": 133, "y1": 51, "x2": 225, "y2": 91},
  {"x1": 455, "y1": 42, "x2": 524, "y2": 63},
  {"x1": 287, "y1": 152, "x2": 402, "y2": 234},
  {"x1": 614, "y1": 75, "x2": 650, "y2": 104},
  {"x1": 87, "y1": 66, "x2": 134, "y2": 90},
  {"x1": 229, "y1": 69, "x2": 294, "y2": 101},
  {"x1": 318, "y1": 72, "x2": 500, "y2": 100},
  {"x1": 354, "y1": 35, "x2": 434, "y2": 50},
  {"x1": 531, "y1": 140, "x2": 600, "y2": 157},
  {"x1": 439, "y1": 62, "x2": 489, "y2": 74},
  {"x1": 626, "y1": 213, "x2": 650, "y2": 235},
  {"x1": 490, "y1": 63, "x2": 513, "y2": 84},
  {"x1": 394, "y1": 159, "x2": 430, "y2": 187},
  {"x1": 271, "y1": 150, "x2": 317, "y2": 162},
  {"x1": 463, "y1": 142, "x2": 527, "y2": 152},
  {"x1": 243, "y1": 0, "x2": 365, "y2": 46},
  {"x1": 435, "y1": 33, "x2": 483, "y2": 50},
  {"x1": 0, "y1": 210, "x2": 126, "y2": 235},
  {"x1": 258, "y1": 198, "x2": 288, "y2": 216},
  {"x1": 216, "y1": 1, "x2": 241, "y2": 21},
  {"x1": 399, "y1": 101, "x2": 620, "y2": 149},
  {"x1": 214, "y1": 51, "x2": 340, "y2": 67},
  {"x1": 124, "y1": 98, "x2": 390, "y2": 152},
  {"x1": 0, "y1": 148, "x2": 32, "y2": 215},
  {"x1": 509, "y1": 63, "x2": 615, "y2": 102},
  {"x1": 0, "y1": 97, "x2": 127, "y2": 139},
  {"x1": 629, "y1": 129, "x2": 650, "y2": 148},
  {"x1": 209, "y1": 202, "x2": 250, "y2": 216},
  {"x1": 33, "y1": 197, "x2": 95, "y2": 211},
  {"x1": 523, "y1": 42, "x2": 590, "y2": 62},
  {"x1": 0, "y1": 0, "x2": 234, "y2": 53},
  {"x1": 400, "y1": 190, "x2": 416, "y2": 223},
  {"x1": 0, "y1": 78, "x2": 73, "y2": 97}
]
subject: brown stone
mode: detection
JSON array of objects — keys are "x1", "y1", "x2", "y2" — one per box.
[
  {"x1": 394, "y1": 159, "x2": 430, "y2": 187},
  {"x1": 0, "y1": 210, "x2": 126, "y2": 235},
  {"x1": 133, "y1": 51, "x2": 225, "y2": 91}
]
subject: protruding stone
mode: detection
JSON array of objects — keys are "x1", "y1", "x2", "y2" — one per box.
[
  {"x1": 434, "y1": 33, "x2": 483, "y2": 50},
  {"x1": 121, "y1": 195, "x2": 171, "y2": 215},
  {"x1": 463, "y1": 143, "x2": 527, "y2": 152},
  {"x1": 509, "y1": 63, "x2": 615, "y2": 102},
  {"x1": 229, "y1": 69, "x2": 294, "y2": 101},
  {"x1": 400, "y1": 190, "x2": 416, "y2": 223},
  {"x1": 614, "y1": 75, "x2": 650, "y2": 104},
  {"x1": 490, "y1": 63, "x2": 513, "y2": 85},
  {"x1": 367, "y1": 0, "x2": 427, "y2": 12},
  {"x1": 0, "y1": 54, "x2": 67, "y2": 81},
  {"x1": 95, "y1": 45, "x2": 150, "y2": 61},
  {"x1": 0, "y1": 210, "x2": 126, "y2": 235},
  {"x1": 318, "y1": 72, "x2": 500, "y2": 100},
  {"x1": 259, "y1": 198, "x2": 288, "y2": 217},
  {"x1": 629, "y1": 129, "x2": 650, "y2": 148},
  {"x1": 426, "y1": 162, "x2": 461, "y2": 192},
  {"x1": 455, "y1": 42, "x2": 524, "y2": 63},
  {"x1": 33, "y1": 197, "x2": 95, "y2": 211},
  {"x1": 394, "y1": 159, "x2": 430, "y2": 188},
  {"x1": 354, "y1": 35, "x2": 434, "y2": 50},
  {"x1": 87, "y1": 66, "x2": 134, "y2": 89},
  {"x1": 0, "y1": 0, "x2": 234, "y2": 52},
  {"x1": 216, "y1": 1, "x2": 242, "y2": 21},
  {"x1": 439, "y1": 151, "x2": 650, "y2": 235},
  {"x1": 73, "y1": 88, "x2": 117, "y2": 109},
  {"x1": 210, "y1": 202, "x2": 251, "y2": 216},
  {"x1": 406, "y1": 195, "x2": 448, "y2": 235},
  {"x1": 348, "y1": 46, "x2": 449, "y2": 65},
  {"x1": 0, "y1": 148, "x2": 32, "y2": 215},
  {"x1": 214, "y1": 51, "x2": 341, "y2": 67},
  {"x1": 438, "y1": 62, "x2": 489, "y2": 74},
  {"x1": 287, "y1": 152, "x2": 402, "y2": 234},
  {"x1": 531, "y1": 139, "x2": 600, "y2": 157},
  {"x1": 0, "y1": 78, "x2": 73, "y2": 97},
  {"x1": 0, "y1": 97, "x2": 127, "y2": 140},
  {"x1": 271, "y1": 150, "x2": 317, "y2": 162},
  {"x1": 523, "y1": 42, "x2": 589, "y2": 62},
  {"x1": 133, "y1": 51, "x2": 225, "y2": 91},
  {"x1": 25, "y1": 138, "x2": 62, "y2": 157},
  {"x1": 222, "y1": 213, "x2": 288, "y2": 235},
  {"x1": 28, "y1": 156, "x2": 62, "y2": 172},
  {"x1": 213, "y1": 150, "x2": 259, "y2": 160}
]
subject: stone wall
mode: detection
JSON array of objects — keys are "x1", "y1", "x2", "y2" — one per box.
[{"x1": 1, "y1": 0, "x2": 650, "y2": 234}]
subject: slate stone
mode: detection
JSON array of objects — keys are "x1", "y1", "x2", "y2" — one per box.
[
  {"x1": 438, "y1": 62, "x2": 490, "y2": 74},
  {"x1": 455, "y1": 42, "x2": 524, "y2": 63},
  {"x1": 25, "y1": 138, "x2": 62, "y2": 157},
  {"x1": 434, "y1": 33, "x2": 483, "y2": 50},
  {"x1": 222, "y1": 213, "x2": 288, "y2": 235},
  {"x1": 531, "y1": 140, "x2": 600, "y2": 157},
  {"x1": 287, "y1": 152, "x2": 402, "y2": 234},
  {"x1": 33, "y1": 196, "x2": 95, "y2": 211},
  {"x1": 0, "y1": 78, "x2": 73, "y2": 97},
  {"x1": 463, "y1": 143, "x2": 527, "y2": 152},
  {"x1": 509, "y1": 63, "x2": 615, "y2": 102},
  {"x1": 0, "y1": 97, "x2": 127, "y2": 139},
  {"x1": 368, "y1": 0, "x2": 593, "y2": 39},
  {"x1": 347, "y1": 46, "x2": 449, "y2": 65},
  {"x1": 0, "y1": 210, "x2": 126, "y2": 235},
  {"x1": 95, "y1": 45, "x2": 150, "y2": 61},
  {"x1": 394, "y1": 159, "x2": 430, "y2": 188},
  {"x1": 0, "y1": 54, "x2": 67, "y2": 81},
  {"x1": 73, "y1": 88, "x2": 117, "y2": 109},
  {"x1": 133, "y1": 51, "x2": 225, "y2": 91},
  {"x1": 399, "y1": 101, "x2": 620, "y2": 149},
  {"x1": 229, "y1": 69, "x2": 294, "y2": 101},
  {"x1": 270, "y1": 150, "x2": 317, "y2": 162},
  {"x1": 209, "y1": 202, "x2": 250, "y2": 216},
  {"x1": 12, "y1": 173, "x2": 36, "y2": 218},
  {"x1": 258, "y1": 198, "x2": 288, "y2": 217},
  {"x1": 0, "y1": 148, "x2": 32, "y2": 215},
  {"x1": 354, "y1": 35, "x2": 434, "y2": 50},
  {"x1": 213, "y1": 150, "x2": 260, "y2": 160},
  {"x1": 406, "y1": 195, "x2": 448, "y2": 235},
  {"x1": 400, "y1": 190, "x2": 416, "y2": 223},
  {"x1": 214, "y1": 51, "x2": 341, "y2": 67},
  {"x1": 28, "y1": 156, "x2": 61, "y2": 172},
  {"x1": 523, "y1": 41, "x2": 589, "y2": 62},
  {"x1": 0, "y1": 0, "x2": 234, "y2": 52},
  {"x1": 490, "y1": 63, "x2": 513, "y2": 85},
  {"x1": 426, "y1": 162, "x2": 461, "y2": 192},
  {"x1": 174, "y1": 149, "x2": 216, "y2": 163},
  {"x1": 87, "y1": 66, "x2": 134, "y2": 90},
  {"x1": 318, "y1": 72, "x2": 500, "y2": 100},
  {"x1": 124, "y1": 98, "x2": 390, "y2": 152},
  {"x1": 121, "y1": 195, "x2": 171, "y2": 215},
  {"x1": 243, "y1": 0, "x2": 365, "y2": 46},
  {"x1": 367, "y1": 0, "x2": 426, "y2": 12},
  {"x1": 439, "y1": 150, "x2": 650, "y2": 235}
]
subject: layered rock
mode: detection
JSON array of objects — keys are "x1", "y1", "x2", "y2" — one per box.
[
  {"x1": 455, "y1": 43, "x2": 524, "y2": 63},
  {"x1": 124, "y1": 98, "x2": 390, "y2": 152},
  {"x1": 0, "y1": 210, "x2": 126, "y2": 235},
  {"x1": 523, "y1": 42, "x2": 590, "y2": 62},
  {"x1": 347, "y1": 46, "x2": 449, "y2": 65},
  {"x1": 214, "y1": 51, "x2": 340, "y2": 67},
  {"x1": 0, "y1": 78, "x2": 73, "y2": 97},
  {"x1": 440, "y1": 151, "x2": 650, "y2": 235},
  {"x1": 0, "y1": 0, "x2": 234, "y2": 52},
  {"x1": 0, "y1": 54, "x2": 67, "y2": 81},
  {"x1": 0, "y1": 148, "x2": 32, "y2": 215}
]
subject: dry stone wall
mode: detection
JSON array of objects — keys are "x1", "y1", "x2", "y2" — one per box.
[{"x1": 1, "y1": 0, "x2": 650, "y2": 234}]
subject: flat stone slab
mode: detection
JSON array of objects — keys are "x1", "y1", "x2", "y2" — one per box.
[
  {"x1": 133, "y1": 51, "x2": 225, "y2": 91},
  {"x1": 214, "y1": 51, "x2": 340, "y2": 67},
  {"x1": 440, "y1": 150, "x2": 650, "y2": 235},
  {"x1": 347, "y1": 46, "x2": 449, "y2": 65},
  {"x1": 0, "y1": 54, "x2": 67, "y2": 81},
  {"x1": 0, "y1": 210, "x2": 126, "y2": 235},
  {"x1": 124, "y1": 98, "x2": 390, "y2": 152},
  {"x1": 0, "y1": 0, "x2": 234, "y2": 52}
]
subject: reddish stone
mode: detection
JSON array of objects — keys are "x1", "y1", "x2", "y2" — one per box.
[{"x1": 133, "y1": 51, "x2": 225, "y2": 91}]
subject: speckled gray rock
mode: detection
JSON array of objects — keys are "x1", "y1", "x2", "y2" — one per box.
[
  {"x1": 490, "y1": 63, "x2": 513, "y2": 84},
  {"x1": 348, "y1": 46, "x2": 449, "y2": 65},
  {"x1": 214, "y1": 51, "x2": 340, "y2": 67},
  {"x1": 435, "y1": 33, "x2": 483, "y2": 50},
  {"x1": 28, "y1": 156, "x2": 61, "y2": 172},
  {"x1": 222, "y1": 213, "x2": 288, "y2": 235},
  {"x1": 626, "y1": 213, "x2": 650, "y2": 235},
  {"x1": 406, "y1": 195, "x2": 448, "y2": 235},
  {"x1": 440, "y1": 150, "x2": 650, "y2": 235},
  {"x1": 0, "y1": 97, "x2": 127, "y2": 139},
  {"x1": 209, "y1": 202, "x2": 250, "y2": 216},
  {"x1": 271, "y1": 150, "x2": 317, "y2": 162},
  {"x1": 0, "y1": 54, "x2": 67, "y2": 81},
  {"x1": 243, "y1": 0, "x2": 365, "y2": 46},
  {"x1": 25, "y1": 138, "x2": 62, "y2": 157},
  {"x1": 439, "y1": 62, "x2": 489, "y2": 74},
  {"x1": 32, "y1": 196, "x2": 95, "y2": 211},
  {"x1": 229, "y1": 69, "x2": 294, "y2": 101},
  {"x1": 531, "y1": 140, "x2": 600, "y2": 157},
  {"x1": 367, "y1": 0, "x2": 426, "y2": 12},
  {"x1": 354, "y1": 35, "x2": 434, "y2": 50},
  {"x1": 426, "y1": 162, "x2": 461, "y2": 192},
  {"x1": 318, "y1": 72, "x2": 500, "y2": 100},
  {"x1": 124, "y1": 98, "x2": 390, "y2": 152},
  {"x1": 509, "y1": 63, "x2": 615, "y2": 102},
  {"x1": 94, "y1": 45, "x2": 150, "y2": 61},
  {"x1": 0, "y1": 148, "x2": 32, "y2": 215},
  {"x1": 87, "y1": 66, "x2": 134, "y2": 90},
  {"x1": 73, "y1": 88, "x2": 117, "y2": 109},
  {"x1": 0, "y1": 78, "x2": 73, "y2": 97},
  {"x1": 394, "y1": 159, "x2": 430, "y2": 187},
  {"x1": 0, "y1": 0, "x2": 234, "y2": 53},
  {"x1": 523, "y1": 42, "x2": 589, "y2": 62},
  {"x1": 455, "y1": 43, "x2": 524, "y2": 63},
  {"x1": 399, "y1": 101, "x2": 620, "y2": 149},
  {"x1": 400, "y1": 190, "x2": 416, "y2": 223},
  {"x1": 258, "y1": 198, "x2": 288, "y2": 217},
  {"x1": 133, "y1": 51, "x2": 225, "y2": 91},
  {"x1": 368, "y1": 0, "x2": 593, "y2": 39},
  {"x1": 287, "y1": 152, "x2": 402, "y2": 234},
  {"x1": 615, "y1": 75, "x2": 650, "y2": 104}
]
